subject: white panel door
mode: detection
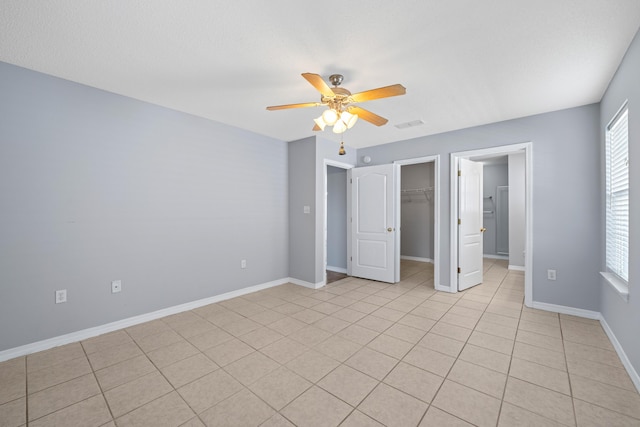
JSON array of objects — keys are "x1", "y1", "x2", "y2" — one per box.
[
  {"x1": 350, "y1": 164, "x2": 396, "y2": 283},
  {"x1": 458, "y1": 158, "x2": 484, "y2": 291}
]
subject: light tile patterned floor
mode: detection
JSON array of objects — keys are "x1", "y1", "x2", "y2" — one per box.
[{"x1": 1, "y1": 259, "x2": 639, "y2": 426}]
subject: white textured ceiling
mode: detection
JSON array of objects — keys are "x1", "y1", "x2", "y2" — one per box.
[{"x1": 2, "y1": 1, "x2": 640, "y2": 148}]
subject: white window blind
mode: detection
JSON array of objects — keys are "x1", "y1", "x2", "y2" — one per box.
[{"x1": 605, "y1": 105, "x2": 629, "y2": 282}]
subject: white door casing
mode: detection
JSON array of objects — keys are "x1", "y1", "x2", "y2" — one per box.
[
  {"x1": 458, "y1": 158, "x2": 484, "y2": 291},
  {"x1": 350, "y1": 164, "x2": 397, "y2": 283}
]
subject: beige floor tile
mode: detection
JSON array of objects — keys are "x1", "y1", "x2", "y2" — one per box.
[
  {"x1": 419, "y1": 406, "x2": 473, "y2": 426},
  {"x1": 563, "y1": 340, "x2": 624, "y2": 368},
  {"x1": 485, "y1": 304, "x2": 521, "y2": 319},
  {"x1": 337, "y1": 324, "x2": 380, "y2": 346},
  {"x1": 239, "y1": 326, "x2": 285, "y2": 350},
  {"x1": 340, "y1": 410, "x2": 385, "y2": 427},
  {"x1": 103, "y1": 371, "x2": 172, "y2": 418},
  {"x1": 28, "y1": 373, "x2": 101, "y2": 421},
  {"x1": 27, "y1": 355, "x2": 92, "y2": 394},
  {"x1": 249, "y1": 309, "x2": 287, "y2": 326},
  {"x1": 81, "y1": 330, "x2": 133, "y2": 354},
  {"x1": 562, "y1": 325, "x2": 614, "y2": 350},
  {"x1": 447, "y1": 305, "x2": 483, "y2": 320},
  {"x1": 503, "y1": 377, "x2": 575, "y2": 426},
  {"x1": 312, "y1": 302, "x2": 343, "y2": 315},
  {"x1": 260, "y1": 413, "x2": 296, "y2": 427},
  {"x1": 202, "y1": 388, "x2": 276, "y2": 427},
  {"x1": 430, "y1": 322, "x2": 473, "y2": 342},
  {"x1": 281, "y1": 386, "x2": 352, "y2": 427},
  {"x1": 291, "y1": 308, "x2": 326, "y2": 324},
  {"x1": 359, "y1": 382, "x2": 428, "y2": 427},
  {"x1": 515, "y1": 330, "x2": 564, "y2": 353},
  {"x1": 356, "y1": 315, "x2": 394, "y2": 333},
  {"x1": 286, "y1": 349, "x2": 340, "y2": 383},
  {"x1": 315, "y1": 335, "x2": 362, "y2": 362},
  {"x1": 205, "y1": 309, "x2": 245, "y2": 327},
  {"x1": 248, "y1": 366, "x2": 311, "y2": 410},
  {"x1": 267, "y1": 317, "x2": 307, "y2": 336},
  {"x1": 333, "y1": 307, "x2": 368, "y2": 323},
  {"x1": 133, "y1": 329, "x2": 184, "y2": 353},
  {"x1": 161, "y1": 353, "x2": 219, "y2": 388},
  {"x1": 87, "y1": 341, "x2": 144, "y2": 371},
  {"x1": 170, "y1": 318, "x2": 218, "y2": 339},
  {"x1": 0, "y1": 357, "x2": 25, "y2": 405},
  {"x1": 510, "y1": 357, "x2": 571, "y2": 395},
  {"x1": 346, "y1": 347, "x2": 398, "y2": 380},
  {"x1": 440, "y1": 312, "x2": 479, "y2": 329},
  {"x1": 146, "y1": 340, "x2": 199, "y2": 368},
  {"x1": 313, "y1": 316, "x2": 350, "y2": 333},
  {"x1": 371, "y1": 306, "x2": 405, "y2": 322},
  {"x1": 27, "y1": 343, "x2": 86, "y2": 373},
  {"x1": 185, "y1": 327, "x2": 233, "y2": 351},
  {"x1": 498, "y1": 402, "x2": 564, "y2": 426},
  {"x1": 480, "y1": 312, "x2": 520, "y2": 329},
  {"x1": 95, "y1": 355, "x2": 157, "y2": 391},
  {"x1": 202, "y1": 338, "x2": 254, "y2": 366},
  {"x1": 115, "y1": 391, "x2": 194, "y2": 427},
  {"x1": 568, "y1": 357, "x2": 636, "y2": 391},
  {"x1": 29, "y1": 394, "x2": 111, "y2": 427},
  {"x1": 573, "y1": 398, "x2": 640, "y2": 427},
  {"x1": 455, "y1": 298, "x2": 488, "y2": 312},
  {"x1": 432, "y1": 380, "x2": 501, "y2": 427},
  {"x1": 519, "y1": 320, "x2": 562, "y2": 338},
  {"x1": 288, "y1": 325, "x2": 333, "y2": 347},
  {"x1": 327, "y1": 295, "x2": 359, "y2": 308},
  {"x1": 447, "y1": 359, "x2": 507, "y2": 398},
  {"x1": 366, "y1": 334, "x2": 413, "y2": 359},
  {"x1": 225, "y1": 351, "x2": 280, "y2": 386},
  {"x1": 383, "y1": 361, "x2": 443, "y2": 403},
  {"x1": 383, "y1": 323, "x2": 426, "y2": 344},
  {"x1": 513, "y1": 341, "x2": 567, "y2": 371},
  {"x1": 570, "y1": 374, "x2": 640, "y2": 420},
  {"x1": 458, "y1": 344, "x2": 511, "y2": 374},
  {"x1": 318, "y1": 364, "x2": 378, "y2": 406},
  {"x1": 260, "y1": 337, "x2": 309, "y2": 364},
  {"x1": 418, "y1": 332, "x2": 464, "y2": 357},
  {"x1": 177, "y1": 369, "x2": 243, "y2": 414},
  {"x1": 397, "y1": 313, "x2": 436, "y2": 331},
  {"x1": 520, "y1": 311, "x2": 560, "y2": 327},
  {"x1": 363, "y1": 294, "x2": 392, "y2": 306},
  {"x1": 0, "y1": 396, "x2": 25, "y2": 427},
  {"x1": 220, "y1": 317, "x2": 262, "y2": 337},
  {"x1": 254, "y1": 297, "x2": 288, "y2": 310},
  {"x1": 349, "y1": 301, "x2": 381, "y2": 314},
  {"x1": 474, "y1": 319, "x2": 517, "y2": 340},
  {"x1": 469, "y1": 330, "x2": 514, "y2": 355},
  {"x1": 233, "y1": 302, "x2": 268, "y2": 318},
  {"x1": 385, "y1": 300, "x2": 417, "y2": 313},
  {"x1": 403, "y1": 345, "x2": 455, "y2": 377}
]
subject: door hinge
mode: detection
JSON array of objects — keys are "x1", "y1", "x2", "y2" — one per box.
[
  {"x1": 458, "y1": 218, "x2": 461, "y2": 225},
  {"x1": 457, "y1": 267, "x2": 461, "y2": 274},
  {"x1": 350, "y1": 256, "x2": 352, "y2": 261},
  {"x1": 458, "y1": 170, "x2": 461, "y2": 176},
  {"x1": 350, "y1": 178, "x2": 353, "y2": 184}
]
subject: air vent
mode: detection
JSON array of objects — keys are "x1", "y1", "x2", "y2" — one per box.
[{"x1": 395, "y1": 119, "x2": 424, "y2": 129}]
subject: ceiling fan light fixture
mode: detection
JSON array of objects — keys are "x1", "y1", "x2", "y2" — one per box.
[
  {"x1": 322, "y1": 109, "x2": 339, "y2": 126},
  {"x1": 333, "y1": 119, "x2": 347, "y2": 134},
  {"x1": 341, "y1": 111, "x2": 358, "y2": 129},
  {"x1": 313, "y1": 116, "x2": 326, "y2": 131}
]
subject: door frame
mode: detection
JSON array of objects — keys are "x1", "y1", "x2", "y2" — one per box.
[
  {"x1": 450, "y1": 142, "x2": 533, "y2": 306},
  {"x1": 323, "y1": 159, "x2": 355, "y2": 284},
  {"x1": 394, "y1": 155, "x2": 441, "y2": 289}
]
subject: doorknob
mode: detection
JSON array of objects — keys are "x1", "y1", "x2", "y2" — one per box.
[
  {"x1": 480, "y1": 227, "x2": 487, "y2": 232},
  {"x1": 387, "y1": 227, "x2": 393, "y2": 232}
]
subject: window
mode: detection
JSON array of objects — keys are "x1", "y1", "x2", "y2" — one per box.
[{"x1": 605, "y1": 104, "x2": 629, "y2": 285}]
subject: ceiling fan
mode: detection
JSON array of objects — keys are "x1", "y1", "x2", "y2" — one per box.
[{"x1": 266, "y1": 73, "x2": 406, "y2": 134}]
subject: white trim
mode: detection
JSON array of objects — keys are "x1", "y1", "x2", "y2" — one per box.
[
  {"x1": 394, "y1": 155, "x2": 440, "y2": 289},
  {"x1": 600, "y1": 272, "x2": 629, "y2": 302},
  {"x1": 508, "y1": 265, "x2": 526, "y2": 272},
  {"x1": 450, "y1": 142, "x2": 533, "y2": 306},
  {"x1": 326, "y1": 265, "x2": 348, "y2": 274},
  {"x1": 400, "y1": 256, "x2": 433, "y2": 263},
  {"x1": 530, "y1": 301, "x2": 600, "y2": 320},
  {"x1": 0, "y1": 277, "x2": 290, "y2": 362},
  {"x1": 600, "y1": 316, "x2": 640, "y2": 393},
  {"x1": 288, "y1": 277, "x2": 326, "y2": 289},
  {"x1": 483, "y1": 254, "x2": 509, "y2": 260}
]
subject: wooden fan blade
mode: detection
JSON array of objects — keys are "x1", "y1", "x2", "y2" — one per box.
[
  {"x1": 350, "y1": 84, "x2": 406, "y2": 103},
  {"x1": 302, "y1": 73, "x2": 335, "y2": 97},
  {"x1": 312, "y1": 124, "x2": 322, "y2": 131},
  {"x1": 266, "y1": 102, "x2": 320, "y2": 111},
  {"x1": 348, "y1": 106, "x2": 388, "y2": 126}
]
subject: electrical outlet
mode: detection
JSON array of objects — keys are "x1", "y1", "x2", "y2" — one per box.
[
  {"x1": 55, "y1": 289, "x2": 67, "y2": 304},
  {"x1": 111, "y1": 280, "x2": 122, "y2": 293},
  {"x1": 241, "y1": 259, "x2": 247, "y2": 269},
  {"x1": 547, "y1": 269, "x2": 557, "y2": 281}
]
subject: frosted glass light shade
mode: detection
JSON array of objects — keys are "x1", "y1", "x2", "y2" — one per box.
[
  {"x1": 341, "y1": 111, "x2": 358, "y2": 129},
  {"x1": 333, "y1": 119, "x2": 347, "y2": 133},
  {"x1": 322, "y1": 109, "x2": 339, "y2": 126},
  {"x1": 313, "y1": 116, "x2": 326, "y2": 130}
]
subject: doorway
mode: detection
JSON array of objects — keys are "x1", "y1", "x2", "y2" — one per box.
[{"x1": 450, "y1": 143, "x2": 532, "y2": 305}]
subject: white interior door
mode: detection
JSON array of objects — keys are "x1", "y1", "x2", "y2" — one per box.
[
  {"x1": 350, "y1": 164, "x2": 396, "y2": 283},
  {"x1": 458, "y1": 158, "x2": 484, "y2": 291}
]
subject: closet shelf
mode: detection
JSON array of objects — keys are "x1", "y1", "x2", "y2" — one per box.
[{"x1": 401, "y1": 187, "x2": 433, "y2": 201}]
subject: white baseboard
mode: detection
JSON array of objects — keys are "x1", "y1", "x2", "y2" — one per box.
[
  {"x1": 288, "y1": 277, "x2": 326, "y2": 290},
  {"x1": 483, "y1": 254, "x2": 509, "y2": 260},
  {"x1": 435, "y1": 284, "x2": 455, "y2": 293},
  {"x1": 400, "y1": 256, "x2": 433, "y2": 263},
  {"x1": 0, "y1": 277, "x2": 290, "y2": 363},
  {"x1": 530, "y1": 301, "x2": 600, "y2": 319},
  {"x1": 326, "y1": 266, "x2": 347, "y2": 274},
  {"x1": 508, "y1": 265, "x2": 526, "y2": 272},
  {"x1": 599, "y1": 317, "x2": 640, "y2": 393}
]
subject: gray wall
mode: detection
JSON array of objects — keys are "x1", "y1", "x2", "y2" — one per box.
[
  {"x1": 327, "y1": 166, "x2": 347, "y2": 270},
  {"x1": 481, "y1": 162, "x2": 508, "y2": 256},
  {"x1": 0, "y1": 62, "x2": 289, "y2": 351},
  {"x1": 508, "y1": 153, "x2": 526, "y2": 268},
  {"x1": 358, "y1": 104, "x2": 601, "y2": 311},
  {"x1": 599, "y1": 29, "x2": 640, "y2": 378},
  {"x1": 400, "y1": 163, "x2": 434, "y2": 260}
]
